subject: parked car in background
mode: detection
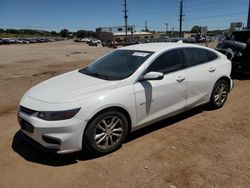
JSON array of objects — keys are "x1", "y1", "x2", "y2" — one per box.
[
  {"x1": 74, "y1": 38, "x2": 101, "y2": 44},
  {"x1": 18, "y1": 42, "x2": 233, "y2": 155},
  {"x1": 74, "y1": 38, "x2": 82, "y2": 42},
  {"x1": 93, "y1": 39, "x2": 101, "y2": 43},
  {"x1": 0, "y1": 37, "x2": 58, "y2": 45},
  {"x1": 26, "y1": 38, "x2": 37, "y2": 43},
  {"x1": 49, "y1": 38, "x2": 55, "y2": 42},
  {"x1": 195, "y1": 34, "x2": 206, "y2": 43},
  {"x1": 1, "y1": 38, "x2": 11, "y2": 44},
  {"x1": 85, "y1": 38, "x2": 92, "y2": 43},
  {"x1": 183, "y1": 37, "x2": 196, "y2": 43},
  {"x1": 18, "y1": 39, "x2": 29, "y2": 44},
  {"x1": 88, "y1": 40, "x2": 98, "y2": 46},
  {"x1": 0, "y1": 39, "x2": 4, "y2": 45}
]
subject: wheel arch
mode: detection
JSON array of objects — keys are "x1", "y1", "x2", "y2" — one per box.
[
  {"x1": 208, "y1": 76, "x2": 231, "y2": 109},
  {"x1": 217, "y1": 76, "x2": 231, "y2": 90},
  {"x1": 83, "y1": 106, "x2": 132, "y2": 138}
]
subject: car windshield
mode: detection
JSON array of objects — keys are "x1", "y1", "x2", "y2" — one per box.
[{"x1": 79, "y1": 50, "x2": 153, "y2": 80}]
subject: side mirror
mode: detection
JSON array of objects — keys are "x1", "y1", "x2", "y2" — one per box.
[{"x1": 140, "y1": 72, "x2": 164, "y2": 81}]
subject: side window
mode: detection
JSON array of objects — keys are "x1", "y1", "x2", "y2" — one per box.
[
  {"x1": 182, "y1": 48, "x2": 218, "y2": 67},
  {"x1": 147, "y1": 49, "x2": 183, "y2": 74},
  {"x1": 206, "y1": 50, "x2": 218, "y2": 62},
  {"x1": 182, "y1": 48, "x2": 207, "y2": 66}
]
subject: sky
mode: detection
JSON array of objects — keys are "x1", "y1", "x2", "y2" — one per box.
[{"x1": 0, "y1": 0, "x2": 249, "y2": 32}]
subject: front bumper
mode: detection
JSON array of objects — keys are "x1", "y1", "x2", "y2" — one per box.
[
  {"x1": 21, "y1": 132, "x2": 60, "y2": 153},
  {"x1": 18, "y1": 109, "x2": 86, "y2": 154}
]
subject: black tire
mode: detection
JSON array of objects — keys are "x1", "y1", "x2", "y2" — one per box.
[
  {"x1": 83, "y1": 110, "x2": 129, "y2": 155},
  {"x1": 209, "y1": 79, "x2": 229, "y2": 109}
]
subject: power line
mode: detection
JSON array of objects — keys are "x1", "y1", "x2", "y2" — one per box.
[
  {"x1": 135, "y1": 25, "x2": 164, "y2": 30},
  {"x1": 186, "y1": 11, "x2": 247, "y2": 21},
  {"x1": 186, "y1": 0, "x2": 237, "y2": 8},
  {"x1": 185, "y1": 3, "x2": 245, "y2": 13}
]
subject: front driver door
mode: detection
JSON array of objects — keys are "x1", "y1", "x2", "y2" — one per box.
[{"x1": 133, "y1": 49, "x2": 187, "y2": 127}]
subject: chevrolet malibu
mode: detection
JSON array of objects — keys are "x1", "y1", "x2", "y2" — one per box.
[{"x1": 18, "y1": 43, "x2": 233, "y2": 154}]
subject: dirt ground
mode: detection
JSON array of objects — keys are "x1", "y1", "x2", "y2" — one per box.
[{"x1": 0, "y1": 40, "x2": 249, "y2": 188}]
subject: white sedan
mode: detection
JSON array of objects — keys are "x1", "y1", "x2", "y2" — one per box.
[{"x1": 18, "y1": 42, "x2": 233, "y2": 154}]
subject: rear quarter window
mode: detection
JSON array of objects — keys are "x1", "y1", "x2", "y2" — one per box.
[
  {"x1": 182, "y1": 48, "x2": 218, "y2": 67},
  {"x1": 206, "y1": 50, "x2": 218, "y2": 62}
]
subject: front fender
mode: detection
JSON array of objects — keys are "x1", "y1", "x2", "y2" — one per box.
[{"x1": 77, "y1": 85, "x2": 137, "y2": 130}]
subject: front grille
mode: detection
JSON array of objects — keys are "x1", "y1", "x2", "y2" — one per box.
[
  {"x1": 19, "y1": 106, "x2": 37, "y2": 116},
  {"x1": 20, "y1": 119, "x2": 34, "y2": 133}
]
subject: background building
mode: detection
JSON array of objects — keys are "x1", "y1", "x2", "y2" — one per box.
[
  {"x1": 96, "y1": 26, "x2": 159, "y2": 42},
  {"x1": 97, "y1": 26, "x2": 135, "y2": 33}
]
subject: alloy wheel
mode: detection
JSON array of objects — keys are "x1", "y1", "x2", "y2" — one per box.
[
  {"x1": 94, "y1": 115, "x2": 124, "y2": 150},
  {"x1": 213, "y1": 82, "x2": 227, "y2": 106}
]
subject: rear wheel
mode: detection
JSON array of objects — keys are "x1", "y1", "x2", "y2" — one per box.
[
  {"x1": 209, "y1": 79, "x2": 229, "y2": 109},
  {"x1": 84, "y1": 110, "x2": 128, "y2": 155}
]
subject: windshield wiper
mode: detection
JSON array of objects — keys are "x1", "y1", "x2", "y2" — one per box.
[
  {"x1": 88, "y1": 72, "x2": 103, "y2": 78},
  {"x1": 79, "y1": 68, "x2": 110, "y2": 80}
]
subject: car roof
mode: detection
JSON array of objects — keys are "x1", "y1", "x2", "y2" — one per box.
[{"x1": 120, "y1": 42, "x2": 207, "y2": 54}]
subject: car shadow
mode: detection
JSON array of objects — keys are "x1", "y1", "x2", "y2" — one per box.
[
  {"x1": 12, "y1": 131, "x2": 97, "y2": 166},
  {"x1": 125, "y1": 106, "x2": 204, "y2": 143},
  {"x1": 12, "y1": 106, "x2": 206, "y2": 167}
]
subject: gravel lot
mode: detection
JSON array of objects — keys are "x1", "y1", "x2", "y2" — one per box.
[{"x1": 0, "y1": 40, "x2": 249, "y2": 188}]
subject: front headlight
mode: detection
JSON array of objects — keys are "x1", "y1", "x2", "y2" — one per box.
[{"x1": 37, "y1": 108, "x2": 81, "y2": 121}]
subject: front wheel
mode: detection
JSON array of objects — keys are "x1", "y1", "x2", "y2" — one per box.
[
  {"x1": 209, "y1": 79, "x2": 229, "y2": 109},
  {"x1": 84, "y1": 110, "x2": 129, "y2": 155}
]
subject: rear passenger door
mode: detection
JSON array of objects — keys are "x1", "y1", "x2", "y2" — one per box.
[
  {"x1": 133, "y1": 49, "x2": 187, "y2": 126},
  {"x1": 181, "y1": 47, "x2": 219, "y2": 107}
]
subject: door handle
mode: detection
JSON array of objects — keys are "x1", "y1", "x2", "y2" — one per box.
[
  {"x1": 176, "y1": 76, "x2": 185, "y2": 82},
  {"x1": 209, "y1": 67, "x2": 216, "y2": 72}
]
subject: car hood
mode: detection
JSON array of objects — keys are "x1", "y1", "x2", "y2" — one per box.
[{"x1": 27, "y1": 70, "x2": 120, "y2": 104}]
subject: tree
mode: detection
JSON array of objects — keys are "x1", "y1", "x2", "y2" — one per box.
[
  {"x1": 75, "y1": 30, "x2": 96, "y2": 38},
  {"x1": 76, "y1": 30, "x2": 87, "y2": 38},
  {"x1": 60, "y1": 29, "x2": 69, "y2": 38},
  {"x1": 5, "y1": 29, "x2": 19, "y2": 34},
  {"x1": 191, "y1": 25, "x2": 202, "y2": 33},
  {"x1": 0, "y1": 28, "x2": 4, "y2": 33},
  {"x1": 51, "y1": 31, "x2": 58, "y2": 36}
]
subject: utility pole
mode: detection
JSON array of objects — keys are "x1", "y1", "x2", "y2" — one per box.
[
  {"x1": 123, "y1": 0, "x2": 128, "y2": 39},
  {"x1": 165, "y1": 23, "x2": 168, "y2": 36},
  {"x1": 247, "y1": 0, "x2": 250, "y2": 28},
  {"x1": 179, "y1": 0, "x2": 184, "y2": 37},
  {"x1": 131, "y1": 26, "x2": 133, "y2": 39},
  {"x1": 145, "y1": 21, "x2": 148, "y2": 31}
]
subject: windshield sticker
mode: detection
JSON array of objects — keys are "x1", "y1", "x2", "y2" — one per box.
[{"x1": 132, "y1": 52, "x2": 150, "y2": 57}]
